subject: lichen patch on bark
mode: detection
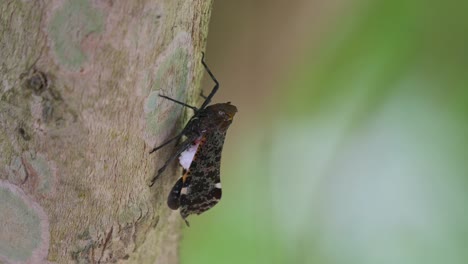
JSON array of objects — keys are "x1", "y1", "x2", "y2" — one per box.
[
  {"x1": 48, "y1": 0, "x2": 104, "y2": 70},
  {"x1": 0, "y1": 181, "x2": 50, "y2": 264},
  {"x1": 6, "y1": 152, "x2": 57, "y2": 197}
]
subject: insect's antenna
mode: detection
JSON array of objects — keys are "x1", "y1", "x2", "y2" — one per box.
[
  {"x1": 200, "y1": 52, "x2": 219, "y2": 109},
  {"x1": 159, "y1": 95, "x2": 198, "y2": 112}
]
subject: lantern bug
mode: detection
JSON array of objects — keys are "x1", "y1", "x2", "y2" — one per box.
[{"x1": 149, "y1": 52, "x2": 237, "y2": 226}]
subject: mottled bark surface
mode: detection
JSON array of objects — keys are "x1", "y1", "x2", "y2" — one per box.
[{"x1": 0, "y1": 0, "x2": 212, "y2": 263}]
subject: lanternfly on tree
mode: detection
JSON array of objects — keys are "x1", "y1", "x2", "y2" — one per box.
[{"x1": 149, "y1": 53, "x2": 237, "y2": 226}]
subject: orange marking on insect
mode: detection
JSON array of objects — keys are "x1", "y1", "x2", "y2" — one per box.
[{"x1": 182, "y1": 171, "x2": 189, "y2": 183}]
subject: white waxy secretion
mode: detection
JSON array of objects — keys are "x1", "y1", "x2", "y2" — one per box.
[{"x1": 179, "y1": 141, "x2": 201, "y2": 170}]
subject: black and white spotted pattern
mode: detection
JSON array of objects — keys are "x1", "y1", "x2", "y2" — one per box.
[
  {"x1": 179, "y1": 130, "x2": 226, "y2": 219},
  {"x1": 166, "y1": 103, "x2": 236, "y2": 224}
]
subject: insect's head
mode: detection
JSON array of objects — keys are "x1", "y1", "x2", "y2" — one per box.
[
  {"x1": 206, "y1": 102, "x2": 237, "y2": 129},
  {"x1": 216, "y1": 102, "x2": 237, "y2": 120}
]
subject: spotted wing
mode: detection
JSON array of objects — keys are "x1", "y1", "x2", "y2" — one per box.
[{"x1": 178, "y1": 130, "x2": 226, "y2": 219}]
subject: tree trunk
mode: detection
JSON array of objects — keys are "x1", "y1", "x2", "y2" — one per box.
[{"x1": 0, "y1": 0, "x2": 213, "y2": 263}]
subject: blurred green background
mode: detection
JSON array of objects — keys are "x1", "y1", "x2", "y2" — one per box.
[{"x1": 182, "y1": 0, "x2": 468, "y2": 263}]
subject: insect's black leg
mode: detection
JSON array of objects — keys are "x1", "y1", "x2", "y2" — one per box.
[
  {"x1": 199, "y1": 91, "x2": 207, "y2": 99},
  {"x1": 200, "y1": 52, "x2": 219, "y2": 109},
  {"x1": 149, "y1": 149, "x2": 183, "y2": 186},
  {"x1": 149, "y1": 138, "x2": 194, "y2": 186},
  {"x1": 159, "y1": 95, "x2": 198, "y2": 112},
  {"x1": 149, "y1": 133, "x2": 184, "y2": 154}
]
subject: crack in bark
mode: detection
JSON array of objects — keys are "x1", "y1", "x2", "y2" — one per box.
[{"x1": 98, "y1": 226, "x2": 114, "y2": 263}]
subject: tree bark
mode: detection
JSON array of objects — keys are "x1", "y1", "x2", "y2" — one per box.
[{"x1": 0, "y1": 0, "x2": 213, "y2": 263}]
